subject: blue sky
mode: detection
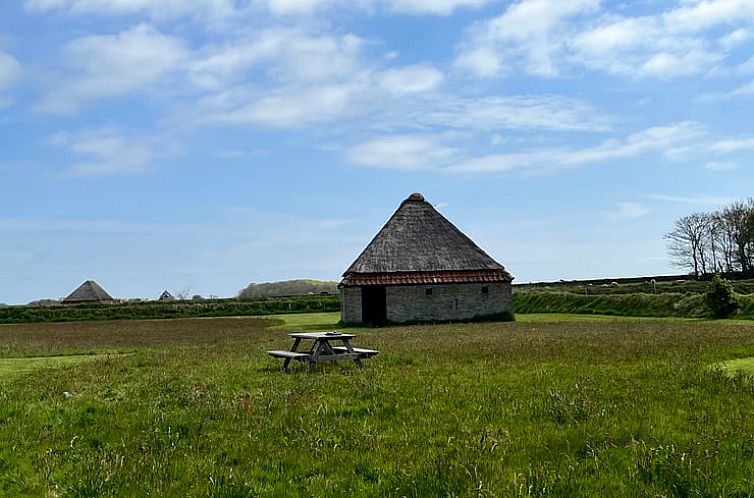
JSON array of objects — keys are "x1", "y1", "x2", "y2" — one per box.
[{"x1": 1, "y1": 0, "x2": 754, "y2": 304}]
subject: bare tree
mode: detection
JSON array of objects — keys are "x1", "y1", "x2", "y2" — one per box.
[
  {"x1": 667, "y1": 199, "x2": 754, "y2": 277},
  {"x1": 665, "y1": 212, "x2": 712, "y2": 277}
]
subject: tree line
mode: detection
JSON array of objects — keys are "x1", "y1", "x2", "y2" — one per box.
[{"x1": 665, "y1": 199, "x2": 754, "y2": 278}]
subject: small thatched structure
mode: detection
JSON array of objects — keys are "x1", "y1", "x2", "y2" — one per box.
[
  {"x1": 62, "y1": 280, "x2": 115, "y2": 304},
  {"x1": 339, "y1": 193, "x2": 514, "y2": 325},
  {"x1": 158, "y1": 290, "x2": 176, "y2": 301}
]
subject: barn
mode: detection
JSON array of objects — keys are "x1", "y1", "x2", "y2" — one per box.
[
  {"x1": 62, "y1": 280, "x2": 115, "y2": 304},
  {"x1": 339, "y1": 193, "x2": 514, "y2": 326}
]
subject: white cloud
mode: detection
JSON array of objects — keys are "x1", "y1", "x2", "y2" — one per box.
[
  {"x1": 454, "y1": 46, "x2": 502, "y2": 77},
  {"x1": 719, "y1": 28, "x2": 750, "y2": 49},
  {"x1": 386, "y1": 0, "x2": 492, "y2": 15},
  {"x1": 377, "y1": 64, "x2": 443, "y2": 94},
  {"x1": 36, "y1": 24, "x2": 187, "y2": 114},
  {"x1": 457, "y1": 0, "x2": 754, "y2": 80},
  {"x1": 608, "y1": 202, "x2": 650, "y2": 222},
  {"x1": 704, "y1": 160, "x2": 738, "y2": 171},
  {"x1": 259, "y1": 0, "x2": 346, "y2": 15},
  {"x1": 445, "y1": 121, "x2": 705, "y2": 174},
  {"x1": 27, "y1": 0, "x2": 493, "y2": 18},
  {"x1": 663, "y1": 0, "x2": 754, "y2": 33},
  {"x1": 708, "y1": 137, "x2": 754, "y2": 153},
  {"x1": 187, "y1": 28, "x2": 376, "y2": 127},
  {"x1": 24, "y1": 0, "x2": 236, "y2": 20},
  {"x1": 405, "y1": 94, "x2": 612, "y2": 132},
  {"x1": 732, "y1": 79, "x2": 754, "y2": 95},
  {"x1": 190, "y1": 29, "x2": 363, "y2": 89},
  {"x1": 349, "y1": 122, "x2": 726, "y2": 174},
  {"x1": 266, "y1": 0, "x2": 361, "y2": 15},
  {"x1": 260, "y1": 0, "x2": 491, "y2": 15},
  {"x1": 455, "y1": 0, "x2": 600, "y2": 77},
  {"x1": 0, "y1": 51, "x2": 21, "y2": 89},
  {"x1": 203, "y1": 82, "x2": 365, "y2": 127},
  {"x1": 50, "y1": 128, "x2": 154, "y2": 175},
  {"x1": 640, "y1": 50, "x2": 721, "y2": 79},
  {"x1": 347, "y1": 134, "x2": 458, "y2": 170}
]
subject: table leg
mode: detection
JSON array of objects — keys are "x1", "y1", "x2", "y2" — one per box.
[
  {"x1": 310, "y1": 339, "x2": 324, "y2": 367},
  {"x1": 283, "y1": 337, "x2": 303, "y2": 370},
  {"x1": 342, "y1": 338, "x2": 363, "y2": 368}
]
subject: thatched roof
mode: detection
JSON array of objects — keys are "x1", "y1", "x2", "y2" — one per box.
[
  {"x1": 62, "y1": 280, "x2": 114, "y2": 303},
  {"x1": 341, "y1": 193, "x2": 512, "y2": 285},
  {"x1": 158, "y1": 290, "x2": 176, "y2": 301}
]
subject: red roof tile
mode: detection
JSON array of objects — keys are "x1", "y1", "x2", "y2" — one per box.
[{"x1": 339, "y1": 270, "x2": 513, "y2": 287}]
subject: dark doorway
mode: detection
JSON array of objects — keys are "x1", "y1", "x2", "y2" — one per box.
[{"x1": 362, "y1": 286, "x2": 387, "y2": 326}]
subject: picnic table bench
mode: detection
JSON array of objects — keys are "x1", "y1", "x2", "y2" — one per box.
[{"x1": 268, "y1": 332, "x2": 379, "y2": 370}]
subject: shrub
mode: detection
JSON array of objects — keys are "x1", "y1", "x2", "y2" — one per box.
[{"x1": 704, "y1": 274, "x2": 739, "y2": 318}]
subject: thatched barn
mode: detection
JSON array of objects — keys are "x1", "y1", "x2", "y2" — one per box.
[
  {"x1": 339, "y1": 193, "x2": 514, "y2": 326},
  {"x1": 62, "y1": 280, "x2": 115, "y2": 304}
]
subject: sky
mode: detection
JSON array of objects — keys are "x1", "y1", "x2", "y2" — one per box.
[{"x1": 1, "y1": 0, "x2": 754, "y2": 304}]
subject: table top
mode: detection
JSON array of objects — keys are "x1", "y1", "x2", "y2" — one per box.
[{"x1": 288, "y1": 331, "x2": 356, "y2": 339}]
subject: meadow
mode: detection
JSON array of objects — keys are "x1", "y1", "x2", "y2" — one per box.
[{"x1": 2, "y1": 313, "x2": 754, "y2": 496}]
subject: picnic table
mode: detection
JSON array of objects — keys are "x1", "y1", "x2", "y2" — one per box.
[{"x1": 268, "y1": 331, "x2": 379, "y2": 370}]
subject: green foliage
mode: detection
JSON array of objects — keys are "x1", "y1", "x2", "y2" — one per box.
[
  {"x1": 513, "y1": 289, "x2": 754, "y2": 319},
  {"x1": 0, "y1": 295, "x2": 340, "y2": 324},
  {"x1": 4, "y1": 317, "x2": 754, "y2": 496},
  {"x1": 513, "y1": 291, "x2": 708, "y2": 318},
  {"x1": 517, "y1": 277, "x2": 754, "y2": 296},
  {"x1": 238, "y1": 279, "x2": 338, "y2": 299},
  {"x1": 705, "y1": 274, "x2": 740, "y2": 318}
]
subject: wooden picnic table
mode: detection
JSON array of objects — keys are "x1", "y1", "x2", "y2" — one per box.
[{"x1": 268, "y1": 331, "x2": 379, "y2": 370}]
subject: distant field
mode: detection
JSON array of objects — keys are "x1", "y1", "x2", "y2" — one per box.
[{"x1": 3, "y1": 315, "x2": 754, "y2": 496}]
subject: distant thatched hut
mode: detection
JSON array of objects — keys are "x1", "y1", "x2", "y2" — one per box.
[
  {"x1": 339, "y1": 193, "x2": 514, "y2": 326},
  {"x1": 158, "y1": 290, "x2": 176, "y2": 301},
  {"x1": 62, "y1": 280, "x2": 115, "y2": 304}
]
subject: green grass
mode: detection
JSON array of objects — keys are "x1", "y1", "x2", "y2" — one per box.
[
  {"x1": 3, "y1": 315, "x2": 754, "y2": 496},
  {"x1": 267, "y1": 312, "x2": 343, "y2": 330},
  {"x1": 720, "y1": 356, "x2": 754, "y2": 375},
  {"x1": 269, "y1": 311, "x2": 707, "y2": 330},
  {"x1": 0, "y1": 354, "x2": 125, "y2": 379},
  {"x1": 515, "y1": 312, "x2": 703, "y2": 323}
]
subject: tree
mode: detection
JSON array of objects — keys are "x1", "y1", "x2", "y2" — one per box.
[
  {"x1": 665, "y1": 213, "x2": 712, "y2": 277},
  {"x1": 704, "y1": 274, "x2": 738, "y2": 318},
  {"x1": 720, "y1": 200, "x2": 754, "y2": 274},
  {"x1": 711, "y1": 211, "x2": 736, "y2": 272}
]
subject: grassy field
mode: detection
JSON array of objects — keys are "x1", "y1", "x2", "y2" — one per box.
[{"x1": 3, "y1": 315, "x2": 754, "y2": 496}]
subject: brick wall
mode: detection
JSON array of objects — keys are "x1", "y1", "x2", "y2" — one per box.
[{"x1": 340, "y1": 282, "x2": 512, "y2": 324}]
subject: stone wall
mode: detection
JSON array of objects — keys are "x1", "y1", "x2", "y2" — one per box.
[
  {"x1": 340, "y1": 282, "x2": 512, "y2": 324},
  {"x1": 340, "y1": 287, "x2": 362, "y2": 324},
  {"x1": 386, "y1": 283, "x2": 511, "y2": 323}
]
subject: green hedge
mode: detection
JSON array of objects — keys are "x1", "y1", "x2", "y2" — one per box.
[
  {"x1": 513, "y1": 291, "x2": 754, "y2": 319},
  {"x1": 0, "y1": 295, "x2": 340, "y2": 324}
]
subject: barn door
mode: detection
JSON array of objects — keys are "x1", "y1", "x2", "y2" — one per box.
[{"x1": 362, "y1": 286, "x2": 387, "y2": 326}]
